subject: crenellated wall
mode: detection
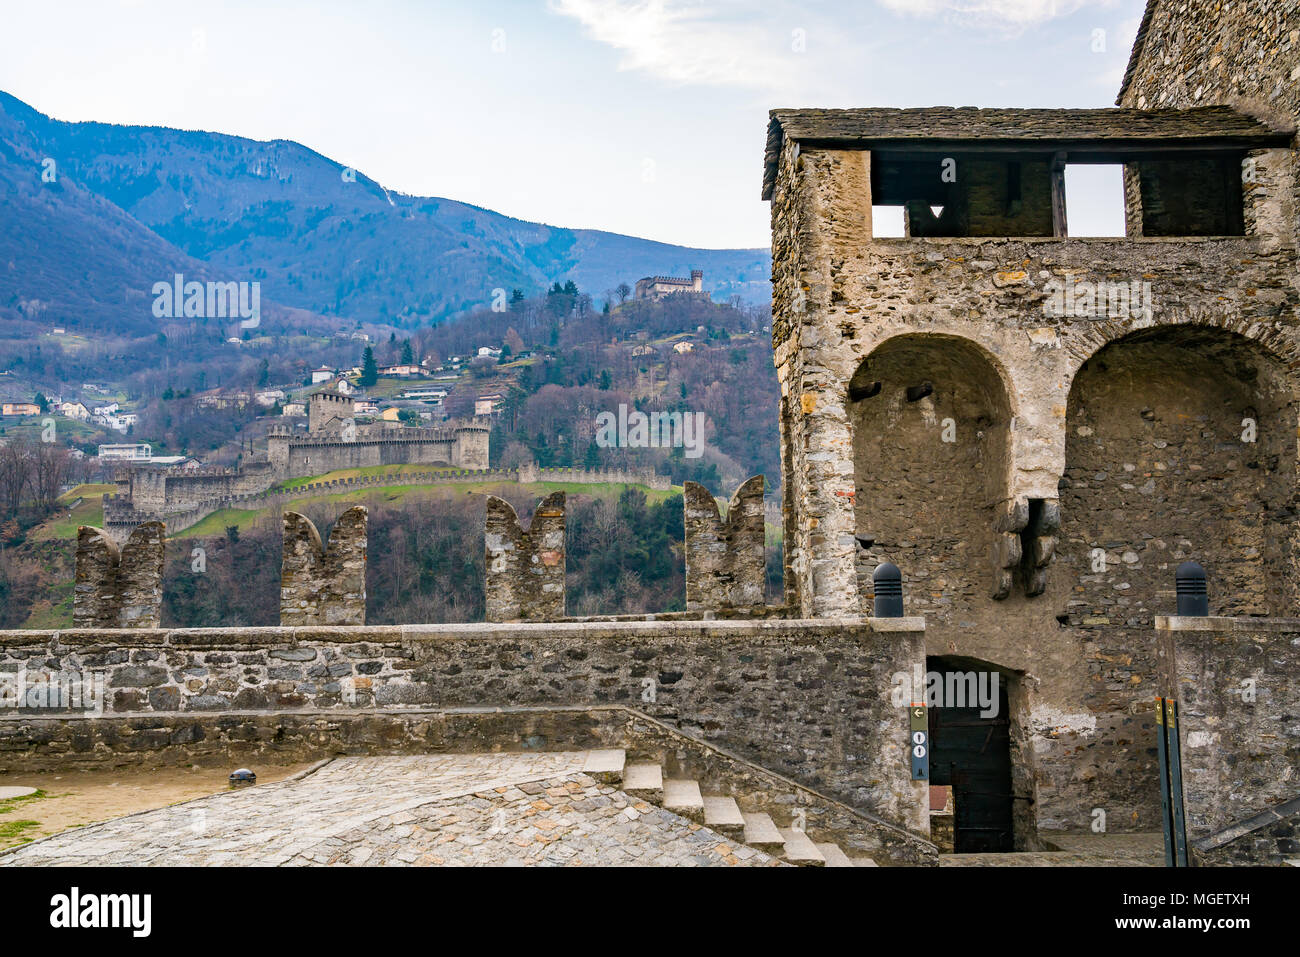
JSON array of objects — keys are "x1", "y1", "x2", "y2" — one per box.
[
  {"x1": 73, "y1": 523, "x2": 165, "y2": 629},
  {"x1": 280, "y1": 507, "x2": 368, "y2": 627},
  {"x1": 684, "y1": 477, "x2": 766, "y2": 611},
  {"x1": 485, "y1": 492, "x2": 567, "y2": 622}
]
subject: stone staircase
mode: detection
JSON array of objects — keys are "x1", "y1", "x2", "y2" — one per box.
[{"x1": 584, "y1": 749, "x2": 877, "y2": 867}]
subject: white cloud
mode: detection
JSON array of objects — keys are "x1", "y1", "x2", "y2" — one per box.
[
  {"x1": 548, "y1": 0, "x2": 822, "y2": 94},
  {"x1": 876, "y1": 0, "x2": 1118, "y2": 31}
]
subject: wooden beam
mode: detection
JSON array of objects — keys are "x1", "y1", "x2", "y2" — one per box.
[{"x1": 1051, "y1": 151, "x2": 1068, "y2": 238}]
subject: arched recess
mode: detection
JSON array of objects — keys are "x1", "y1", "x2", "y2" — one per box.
[
  {"x1": 848, "y1": 334, "x2": 1018, "y2": 620},
  {"x1": 1060, "y1": 325, "x2": 1298, "y2": 710}
]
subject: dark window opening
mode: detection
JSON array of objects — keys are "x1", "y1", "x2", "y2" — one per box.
[
  {"x1": 871, "y1": 152, "x2": 1055, "y2": 238},
  {"x1": 871, "y1": 149, "x2": 1248, "y2": 240},
  {"x1": 1129, "y1": 156, "x2": 1244, "y2": 237}
]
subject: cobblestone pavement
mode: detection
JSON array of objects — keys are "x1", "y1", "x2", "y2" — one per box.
[{"x1": 0, "y1": 753, "x2": 780, "y2": 867}]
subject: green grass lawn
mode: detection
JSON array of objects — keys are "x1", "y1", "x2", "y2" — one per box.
[
  {"x1": 0, "y1": 415, "x2": 100, "y2": 443},
  {"x1": 172, "y1": 478, "x2": 682, "y2": 539},
  {"x1": 20, "y1": 585, "x2": 74, "y2": 629},
  {"x1": 180, "y1": 508, "x2": 270, "y2": 540},
  {"x1": 31, "y1": 484, "x2": 116, "y2": 541}
]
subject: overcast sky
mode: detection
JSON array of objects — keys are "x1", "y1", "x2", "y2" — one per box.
[{"x1": 0, "y1": 0, "x2": 1147, "y2": 248}]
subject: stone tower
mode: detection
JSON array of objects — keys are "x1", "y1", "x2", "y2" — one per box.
[{"x1": 763, "y1": 2, "x2": 1299, "y2": 844}]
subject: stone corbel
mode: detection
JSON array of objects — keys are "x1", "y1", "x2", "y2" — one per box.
[
  {"x1": 990, "y1": 497, "x2": 1060, "y2": 599},
  {"x1": 1024, "y1": 499, "x2": 1060, "y2": 598},
  {"x1": 990, "y1": 498, "x2": 1027, "y2": 601}
]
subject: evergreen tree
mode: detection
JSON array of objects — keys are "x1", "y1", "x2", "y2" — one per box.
[{"x1": 360, "y1": 347, "x2": 379, "y2": 387}]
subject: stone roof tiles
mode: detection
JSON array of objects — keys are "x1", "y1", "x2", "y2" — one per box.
[{"x1": 762, "y1": 104, "x2": 1291, "y2": 199}]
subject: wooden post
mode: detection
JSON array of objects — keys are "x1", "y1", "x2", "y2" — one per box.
[{"x1": 1051, "y1": 151, "x2": 1068, "y2": 238}]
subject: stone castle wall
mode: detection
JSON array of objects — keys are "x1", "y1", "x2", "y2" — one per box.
[
  {"x1": 0, "y1": 618, "x2": 929, "y2": 841},
  {"x1": 485, "y1": 492, "x2": 567, "y2": 622},
  {"x1": 73, "y1": 523, "x2": 165, "y2": 629},
  {"x1": 281, "y1": 428, "x2": 488, "y2": 475},
  {"x1": 280, "y1": 507, "x2": 368, "y2": 627},
  {"x1": 766, "y1": 32, "x2": 1300, "y2": 833},
  {"x1": 103, "y1": 461, "x2": 666, "y2": 544},
  {"x1": 1157, "y1": 615, "x2": 1300, "y2": 865},
  {"x1": 1157, "y1": 617, "x2": 1300, "y2": 852},
  {"x1": 1119, "y1": 0, "x2": 1300, "y2": 290}
]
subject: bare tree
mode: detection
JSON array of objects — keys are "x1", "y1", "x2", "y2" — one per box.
[
  {"x1": 32, "y1": 442, "x2": 72, "y2": 510},
  {"x1": 0, "y1": 439, "x2": 33, "y2": 517}
]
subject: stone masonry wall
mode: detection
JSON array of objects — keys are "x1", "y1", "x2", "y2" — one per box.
[
  {"x1": 280, "y1": 507, "x2": 368, "y2": 627},
  {"x1": 1119, "y1": 0, "x2": 1299, "y2": 254},
  {"x1": 73, "y1": 523, "x2": 165, "y2": 629},
  {"x1": 0, "y1": 618, "x2": 930, "y2": 839},
  {"x1": 283, "y1": 429, "x2": 488, "y2": 476},
  {"x1": 767, "y1": 110, "x2": 1300, "y2": 831},
  {"x1": 485, "y1": 492, "x2": 566, "y2": 622},
  {"x1": 1157, "y1": 616, "x2": 1300, "y2": 850},
  {"x1": 684, "y1": 476, "x2": 766, "y2": 611}
]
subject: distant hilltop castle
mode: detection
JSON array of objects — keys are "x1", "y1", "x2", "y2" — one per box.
[
  {"x1": 634, "y1": 269, "x2": 705, "y2": 302},
  {"x1": 103, "y1": 400, "x2": 490, "y2": 541}
]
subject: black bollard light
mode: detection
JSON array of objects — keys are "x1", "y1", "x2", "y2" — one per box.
[
  {"x1": 873, "y1": 562, "x2": 904, "y2": 618},
  {"x1": 1175, "y1": 561, "x2": 1209, "y2": 617},
  {"x1": 229, "y1": 768, "x2": 257, "y2": 789}
]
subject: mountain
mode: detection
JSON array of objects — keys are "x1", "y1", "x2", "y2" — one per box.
[{"x1": 0, "y1": 91, "x2": 770, "y2": 333}]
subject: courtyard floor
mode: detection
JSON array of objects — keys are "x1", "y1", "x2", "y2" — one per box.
[{"x1": 0, "y1": 753, "x2": 776, "y2": 867}]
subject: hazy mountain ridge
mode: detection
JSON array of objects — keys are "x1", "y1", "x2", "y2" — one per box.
[{"x1": 0, "y1": 91, "x2": 770, "y2": 333}]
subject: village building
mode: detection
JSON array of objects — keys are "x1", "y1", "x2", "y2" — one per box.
[{"x1": 97, "y1": 443, "x2": 153, "y2": 462}]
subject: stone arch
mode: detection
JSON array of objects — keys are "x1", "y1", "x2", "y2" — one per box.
[
  {"x1": 847, "y1": 333, "x2": 1019, "y2": 617},
  {"x1": 1064, "y1": 313, "x2": 1300, "y2": 381},
  {"x1": 1057, "y1": 325, "x2": 1298, "y2": 819},
  {"x1": 1062, "y1": 324, "x2": 1297, "y2": 624}
]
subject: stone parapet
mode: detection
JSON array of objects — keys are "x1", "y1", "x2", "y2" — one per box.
[
  {"x1": 0, "y1": 617, "x2": 929, "y2": 840},
  {"x1": 1157, "y1": 615, "x2": 1300, "y2": 863},
  {"x1": 485, "y1": 492, "x2": 566, "y2": 622},
  {"x1": 73, "y1": 522, "x2": 165, "y2": 629},
  {"x1": 280, "y1": 507, "x2": 368, "y2": 626},
  {"x1": 684, "y1": 476, "x2": 766, "y2": 611}
]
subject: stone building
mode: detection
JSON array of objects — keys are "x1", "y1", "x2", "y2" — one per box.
[
  {"x1": 763, "y1": 0, "x2": 1299, "y2": 846},
  {"x1": 634, "y1": 269, "x2": 704, "y2": 301},
  {"x1": 308, "y1": 390, "x2": 354, "y2": 433}
]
